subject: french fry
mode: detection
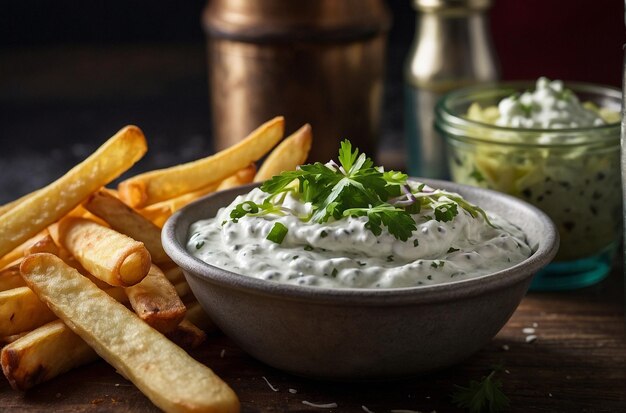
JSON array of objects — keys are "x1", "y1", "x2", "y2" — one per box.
[
  {"x1": 136, "y1": 182, "x2": 220, "y2": 228},
  {"x1": 0, "y1": 287, "x2": 56, "y2": 337},
  {"x1": 118, "y1": 116, "x2": 283, "y2": 207},
  {"x1": 217, "y1": 163, "x2": 257, "y2": 191},
  {"x1": 1, "y1": 320, "x2": 98, "y2": 391},
  {"x1": 163, "y1": 266, "x2": 186, "y2": 284},
  {"x1": 174, "y1": 280, "x2": 192, "y2": 299},
  {"x1": 20, "y1": 254, "x2": 240, "y2": 413},
  {"x1": 0, "y1": 126, "x2": 147, "y2": 258},
  {"x1": 136, "y1": 164, "x2": 255, "y2": 228},
  {"x1": 125, "y1": 265, "x2": 186, "y2": 334},
  {"x1": 0, "y1": 231, "x2": 49, "y2": 271},
  {"x1": 1, "y1": 317, "x2": 206, "y2": 390},
  {"x1": 0, "y1": 331, "x2": 28, "y2": 346},
  {"x1": 83, "y1": 189, "x2": 172, "y2": 265},
  {"x1": 0, "y1": 263, "x2": 25, "y2": 291},
  {"x1": 0, "y1": 190, "x2": 38, "y2": 218},
  {"x1": 166, "y1": 319, "x2": 206, "y2": 350},
  {"x1": 184, "y1": 301, "x2": 216, "y2": 333},
  {"x1": 24, "y1": 234, "x2": 59, "y2": 257},
  {"x1": 136, "y1": 203, "x2": 172, "y2": 228},
  {"x1": 58, "y1": 217, "x2": 151, "y2": 287},
  {"x1": 254, "y1": 123, "x2": 312, "y2": 182}
]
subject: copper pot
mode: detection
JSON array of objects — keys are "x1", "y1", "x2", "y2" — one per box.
[{"x1": 203, "y1": 0, "x2": 391, "y2": 162}]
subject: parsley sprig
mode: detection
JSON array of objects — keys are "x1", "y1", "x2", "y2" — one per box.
[
  {"x1": 451, "y1": 368, "x2": 510, "y2": 413},
  {"x1": 230, "y1": 140, "x2": 492, "y2": 243}
]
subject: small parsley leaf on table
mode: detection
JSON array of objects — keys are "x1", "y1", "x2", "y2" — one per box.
[{"x1": 451, "y1": 370, "x2": 510, "y2": 413}]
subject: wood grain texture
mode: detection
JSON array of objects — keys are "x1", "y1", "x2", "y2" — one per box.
[{"x1": 1, "y1": 267, "x2": 625, "y2": 413}]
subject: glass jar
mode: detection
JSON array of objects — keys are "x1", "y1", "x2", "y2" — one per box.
[{"x1": 435, "y1": 82, "x2": 622, "y2": 290}]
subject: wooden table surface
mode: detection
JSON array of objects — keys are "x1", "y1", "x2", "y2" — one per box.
[
  {"x1": 2, "y1": 266, "x2": 624, "y2": 413},
  {"x1": 1, "y1": 45, "x2": 625, "y2": 413}
]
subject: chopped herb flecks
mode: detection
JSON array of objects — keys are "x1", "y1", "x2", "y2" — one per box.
[{"x1": 266, "y1": 222, "x2": 288, "y2": 244}]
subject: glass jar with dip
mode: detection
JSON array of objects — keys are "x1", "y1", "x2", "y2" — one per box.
[{"x1": 435, "y1": 79, "x2": 622, "y2": 290}]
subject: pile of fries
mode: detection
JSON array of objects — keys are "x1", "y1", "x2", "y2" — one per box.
[{"x1": 0, "y1": 117, "x2": 312, "y2": 412}]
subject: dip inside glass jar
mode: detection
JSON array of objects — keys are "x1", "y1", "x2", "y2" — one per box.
[{"x1": 436, "y1": 80, "x2": 621, "y2": 290}]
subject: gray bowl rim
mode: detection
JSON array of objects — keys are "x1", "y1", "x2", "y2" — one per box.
[{"x1": 162, "y1": 178, "x2": 559, "y2": 306}]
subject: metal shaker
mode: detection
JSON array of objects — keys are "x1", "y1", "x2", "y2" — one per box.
[
  {"x1": 203, "y1": 0, "x2": 390, "y2": 162},
  {"x1": 404, "y1": 0, "x2": 499, "y2": 178}
]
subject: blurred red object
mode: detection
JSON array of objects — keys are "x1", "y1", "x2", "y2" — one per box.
[{"x1": 491, "y1": 0, "x2": 624, "y2": 87}]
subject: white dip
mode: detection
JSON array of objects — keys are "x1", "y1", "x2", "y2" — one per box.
[
  {"x1": 187, "y1": 186, "x2": 532, "y2": 289},
  {"x1": 495, "y1": 77, "x2": 605, "y2": 129}
]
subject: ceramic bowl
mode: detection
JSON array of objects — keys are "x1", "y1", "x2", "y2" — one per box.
[{"x1": 162, "y1": 179, "x2": 558, "y2": 380}]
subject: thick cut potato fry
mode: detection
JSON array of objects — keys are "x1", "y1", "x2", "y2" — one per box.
[
  {"x1": 136, "y1": 203, "x2": 172, "y2": 228},
  {"x1": 254, "y1": 123, "x2": 312, "y2": 182},
  {"x1": 164, "y1": 266, "x2": 186, "y2": 284},
  {"x1": 0, "y1": 287, "x2": 56, "y2": 336},
  {"x1": 0, "y1": 190, "x2": 39, "y2": 218},
  {"x1": 1, "y1": 315, "x2": 207, "y2": 391},
  {"x1": 1, "y1": 320, "x2": 98, "y2": 390},
  {"x1": 0, "y1": 263, "x2": 26, "y2": 291},
  {"x1": 174, "y1": 280, "x2": 192, "y2": 299},
  {"x1": 125, "y1": 265, "x2": 186, "y2": 334},
  {"x1": 184, "y1": 301, "x2": 216, "y2": 333},
  {"x1": 166, "y1": 319, "x2": 206, "y2": 350},
  {"x1": 0, "y1": 231, "x2": 49, "y2": 271},
  {"x1": 118, "y1": 116, "x2": 283, "y2": 207},
  {"x1": 24, "y1": 234, "x2": 59, "y2": 257},
  {"x1": 138, "y1": 164, "x2": 253, "y2": 227},
  {"x1": 58, "y1": 217, "x2": 151, "y2": 287},
  {"x1": 83, "y1": 189, "x2": 171, "y2": 265},
  {"x1": 0, "y1": 126, "x2": 147, "y2": 258},
  {"x1": 217, "y1": 163, "x2": 257, "y2": 191},
  {"x1": 0, "y1": 332, "x2": 28, "y2": 346},
  {"x1": 20, "y1": 254, "x2": 240, "y2": 413},
  {"x1": 137, "y1": 182, "x2": 219, "y2": 228}
]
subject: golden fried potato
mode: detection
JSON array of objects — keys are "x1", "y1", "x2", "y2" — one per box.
[
  {"x1": 1, "y1": 320, "x2": 98, "y2": 390},
  {"x1": 83, "y1": 189, "x2": 171, "y2": 265},
  {"x1": 58, "y1": 217, "x2": 151, "y2": 287},
  {"x1": 125, "y1": 265, "x2": 186, "y2": 334},
  {"x1": 255, "y1": 123, "x2": 312, "y2": 182},
  {"x1": 0, "y1": 287, "x2": 56, "y2": 336},
  {"x1": 118, "y1": 116, "x2": 283, "y2": 207},
  {"x1": 20, "y1": 253, "x2": 240, "y2": 413},
  {"x1": 0, "y1": 126, "x2": 147, "y2": 258}
]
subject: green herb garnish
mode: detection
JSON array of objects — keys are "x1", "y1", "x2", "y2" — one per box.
[
  {"x1": 266, "y1": 222, "x2": 288, "y2": 244},
  {"x1": 451, "y1": 369, "x2": 510, "y2": 413},
  {"x1": 434, "y1": 202, "x2": 458, "y2": 223},
  {"x1": 231, "y1": 140, "x2": 493, "y2": 241}
]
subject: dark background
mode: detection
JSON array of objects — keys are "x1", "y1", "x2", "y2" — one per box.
[{"x1": 0, "y1": 0, "x2": 624, "y2": 203}]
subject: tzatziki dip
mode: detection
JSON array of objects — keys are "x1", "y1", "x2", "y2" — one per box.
[
  {"x1": 444, "y1": 78, "x2": 620, "y2": 262},
  {"x1": 494, "y1": 77, "x2": 607, "y2": 129},
  {"x1": 187, "y1": 141, "x2": 532, "y2": 289}
]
